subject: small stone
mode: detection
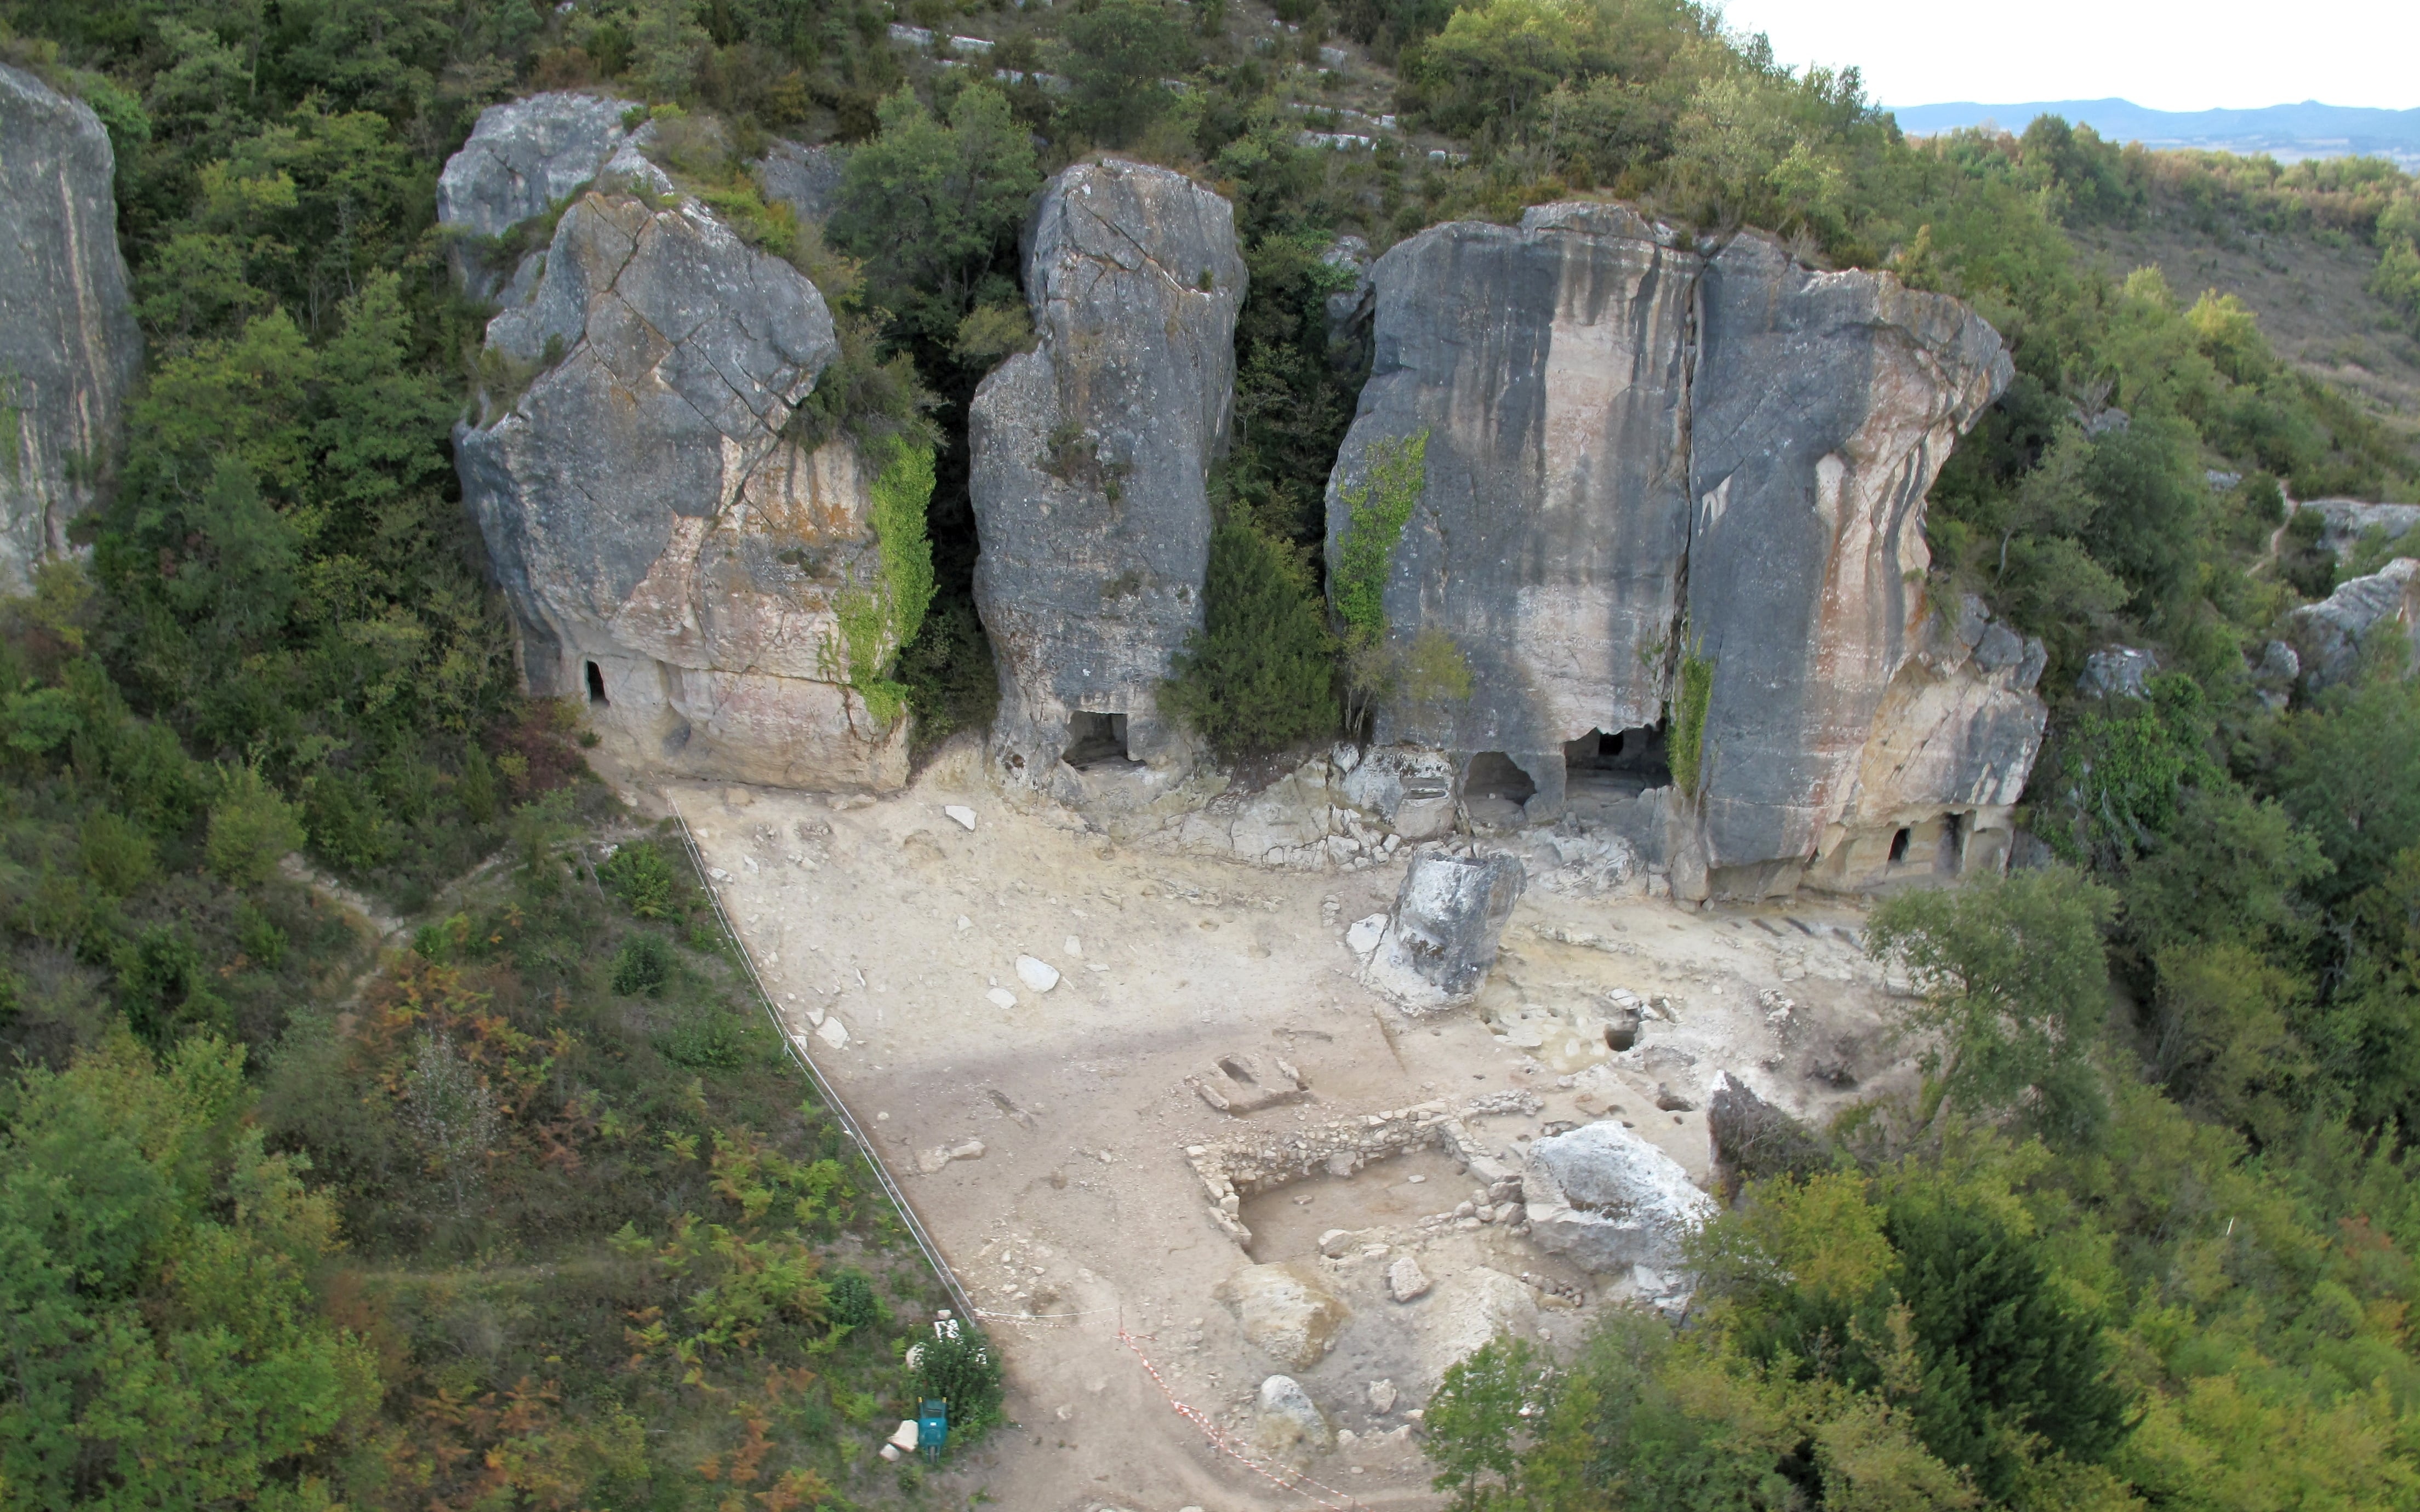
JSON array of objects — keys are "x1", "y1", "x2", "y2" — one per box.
[
  {"x1": 1318, "y1": 1228, "x2": 1353, "y2": 1258},
  {"x1": 957, "y1": 914, "x2": 973, "y2": 931},
  {"x1": 815, "y1": 1016, "x2": 849, "y2": 1050},
  {"x1": 1345, "y1": 913, "x2": 1388, "y2": 958},
  {"x1": 1405, "y1": 1173, "x2": 1426, "y2": 1184},
  {"x1": 944, "y1": 804, "x2": 977, "y2": 831},
  {"x1": 950, "y1": 1139, "x2": 986, "y2": 1161},
  {"x1": 1368, "y1": 1379, "x2": 1397, "y2": 1414},
  {"x1": 1015, "y1": 955, "x2": 1061, "y2": 992},
  {"x1": 1386, "y1": 1255, "x2": 1431, "y2": 1302},
  {"x1": 1336, "y1": 1428, "x2": 1359, "y2": 1447},
  {"x1": 1065, "y1": 935, "x2": 1083, "y2": 957},
  {"x1": 986, "y1": 987, "x2": 1018, "y2": 1010}
]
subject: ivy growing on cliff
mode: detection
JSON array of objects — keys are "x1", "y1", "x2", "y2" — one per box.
[
  {"x1": 824, "y1": 438, "x2": 937, "y2": 731},
  {"x1": 1667, "y1": 631, "x2": 1713, "y2": 800},
  {"x1": 1332, "y1": 428, "x2": 1429, "y2": 642}
]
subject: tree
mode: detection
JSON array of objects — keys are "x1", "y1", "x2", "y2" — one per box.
[
  {"x1": 828, "y1": 84, "x2": 1040, "y2": 345},
  {"x1": 1426, "y1": 1336, "x2": 1544, "y2": 1509},
  {"x1": 0, "y1": 1037, "x2": 379, "y2": 1506},
  {"x1": 204, "y1": 765, "x2": 307, "y2": 886},
  {"x1": 1865, "y1": 867, "x2": 2118, "y2": 1144},
  {"x1": 1061, "y1": 0, "x2": 1196, "y2": 146},
  {"x1": 1162, "y1": 520, "x2": 1339, "y2": 758}
]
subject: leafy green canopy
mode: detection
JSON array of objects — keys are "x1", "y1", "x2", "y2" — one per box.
[{"x1": 1162, "y1": 519, "x2": 1339, "y2": 758}]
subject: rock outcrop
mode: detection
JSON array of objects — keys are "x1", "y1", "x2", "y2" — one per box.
[
  {"x1": 2290, "y1": 558, "x2": 2419, "y2": 690},
  {"x1": 450, "y1": 138, "x2": 909, "y2": 789},
  {"x1": 436, "y1": 93, "x2": 635, "y2": 300},
  {"x1": 969, "y1": 160, "x2": 1247, "y2": 788},
  {"x1": 1326, "y1": 204, "x2": 2030, "y2": 898},
  {"x1": 0, "y1": 64, "x2": 140, "y2": 595}
]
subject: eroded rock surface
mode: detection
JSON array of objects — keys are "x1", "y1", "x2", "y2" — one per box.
[
  {"x1": 1218, "y1": 1262, "x2": 1349, "y2": 1370},
  {"x1": 970, "y1": 159, "x2": 1246, "y2": 787},
  {"x1": 2291, "y1": 558, "x2": 2419, "y2": 689},
  {"x1": 1366, "y1": 852, "x2": 1526, "y2": 1008},
  {"x1": 0, "y1": 63, "x2": 140, "y2": 595},
  {"x1": 1687, "y1": 236, "x2": 2016, "y2": 881},
  {"x1": 1326, "y1": 207, "x2": 2024, "y2": 897},
  {"x1": 453, "y1": 177, "x2": 908, "y2": 789}
]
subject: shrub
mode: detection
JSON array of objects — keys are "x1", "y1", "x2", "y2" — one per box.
[
  {"x1": 206, "y1": 765, "x2": 306, "y2": 886},
  {"x1": 912, "y1": 1321, "x2": 1003, "y2": 1434},
  {"x1": 1162, "y1": 520, "x2": 1339, "y2": 758},
  {"x1": 829, "y1": 1268, "x2": 885, "y2": 1332},
  {"x1": 600, "y1": 839, "x2": 681, "y2": 919},
  {"x1": 611, "y1": 932, "x2": 675, "y2": 996}
]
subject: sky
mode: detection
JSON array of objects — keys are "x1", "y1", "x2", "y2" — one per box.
[{"x1": 1711, "y1": 0, "x2": 2420, "y2": 112}]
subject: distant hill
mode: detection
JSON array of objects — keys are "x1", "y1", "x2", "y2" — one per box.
[{"x1": 1888, "y1": 98, "x2": 2420, "y2": 168}]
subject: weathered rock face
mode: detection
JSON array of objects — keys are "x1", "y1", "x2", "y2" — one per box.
[
  {"x1": 438, "y1": 93, "x2": 633, "y2": 240},
  {"x1": 1329, "y1": 204, "x2": 1696, "y2": 797},
  {"x1": 452, "y1": 173, "x2": 908, "y2": 789},
  {"x1": 1365, "y1": 851, "x2": 1526, "y2": 1008},
  {"x1": 2290, "y1": 558, "x2": 2419, "y2": 690},
  {"x1": 969, "y1": 160, "x2": 1247, "y2": 787},
  {"x1": 1327, "y1": 205, "x2": 2027, "y2": 897},
  {"x1": 0, "y1": 64, "x2": 141, "y2": 595},
  {"x1": 436, "y1": 93, "x2": 633, "y2": 300},
  {"x1": 1687, "y1": 236, "x2": 2015, "y2": 879}
]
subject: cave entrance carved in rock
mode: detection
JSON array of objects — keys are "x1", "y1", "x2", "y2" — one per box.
[{"x1": 1063, "y1": 711, "x2": 1132, "y2": 768}]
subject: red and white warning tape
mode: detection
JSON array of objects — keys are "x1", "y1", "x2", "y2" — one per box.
[{"x1": 1116, "y1": 1329, "x2": 1372, "y2": 1512}]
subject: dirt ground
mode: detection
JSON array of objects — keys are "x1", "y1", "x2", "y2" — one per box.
[{"x1": 614, "y1": 747, "x2": 1914, "y2": 1512}]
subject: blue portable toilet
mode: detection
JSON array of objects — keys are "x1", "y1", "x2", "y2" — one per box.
[{"x1": 918, "y1": 1399, "x2": 949, "y2": 1463}]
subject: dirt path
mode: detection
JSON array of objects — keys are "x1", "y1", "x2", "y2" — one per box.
[{"x1": 636, "y1": 752, "x2": 1909, "y2": 1512}]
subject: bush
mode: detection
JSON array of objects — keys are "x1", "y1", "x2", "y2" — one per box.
[
  {"x1": 600, "y1": 839, "x2": 681, "y2": 919},
  {"x1": 1161, "y1": 520, "x2": 1339, "y2": 758},
  {"x1": 205, "y1": 765, "x2": 306, "y2": 886},
  {"x1": 611, "y1": 932, "x2": 674, "y2": 996},
  {"x1": 912, "y1": 1321, "x2": 1003, "y2": 1435},
  {"x1": 829, "y1": 1268, "x2": 885, "y2": 1332}
]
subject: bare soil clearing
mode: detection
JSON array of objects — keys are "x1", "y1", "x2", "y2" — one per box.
[{"x1": 617, "y1": 749, "x2": 1914, "y2": 1511}]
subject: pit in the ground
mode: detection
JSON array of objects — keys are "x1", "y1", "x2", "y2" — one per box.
[{"x1": 1239, "y1": 1146, "x2": 1477, "y2": 1262}]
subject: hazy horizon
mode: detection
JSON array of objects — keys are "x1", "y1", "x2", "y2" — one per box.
[{"x1": 1716, "y1": 0, "x2": 2417, "y2": 116}]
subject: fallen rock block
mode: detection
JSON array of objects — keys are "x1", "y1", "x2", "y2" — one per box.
[
  {"x1": 1015, "y1": 955, "x2": 1061, "y2": 992},
  {"x1": 1188, "y1": 1051, "x2": 1311, "y2": 1114},
  {"x1": 1523, "y1": 1119, "x2": 1716, "y2": 1274},
  {"x1": 1365, "y1": 852, "x2": 1526, "y2": 1009},
  {"x1": 1386, "y1": 1255, "x2": 1431, "y2": 1303},
  {"x1": 1254, "y1": 1374, "x2": 1332, "y2": 1460}
]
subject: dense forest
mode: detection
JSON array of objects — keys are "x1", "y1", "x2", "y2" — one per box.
[{"x1": 3, "y1": 0, "x2": 2420, "y2": 1504}]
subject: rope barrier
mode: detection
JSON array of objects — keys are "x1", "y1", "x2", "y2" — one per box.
[{"x1": 661, "y1": 794, "x2": 979, "y2": 1326}]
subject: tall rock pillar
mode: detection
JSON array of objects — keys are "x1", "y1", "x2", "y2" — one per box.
[
  {"x1": 969, "y1": 159, "x2": 1247, "y2": 786},
  {"x1": 0, "y1": 63, "x2": 140, "y2": 595}
]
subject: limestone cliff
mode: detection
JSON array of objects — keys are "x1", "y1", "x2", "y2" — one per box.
[
  {"x1": 0, "y1": 63, "x2": 140, "y2": 595},
  {"x1": 1328, "y1": 205, "x2": 2031, "y2": 898},
  {"x1": 969, "y1": 159, "x2": 1247, "y2": 786},
  {"x1": 450, "y1": 124, "x2": 908, "y2": 789}
]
